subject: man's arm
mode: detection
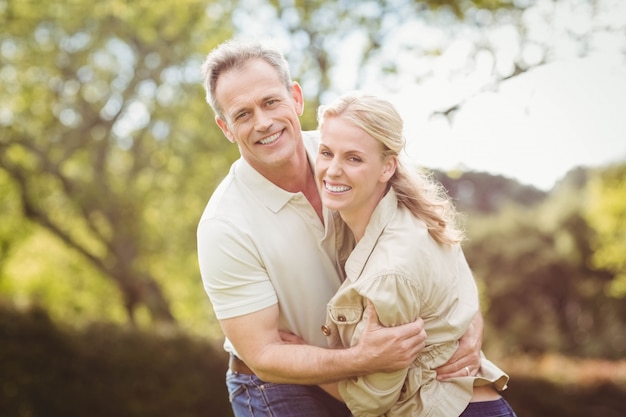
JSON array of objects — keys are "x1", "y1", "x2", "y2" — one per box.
[
  {"x1": 435, "y1": 310, "x2": 484, "y2": 380},
  {"x1": 220, "y1": 302, "x2": 426, "y2": 385}
]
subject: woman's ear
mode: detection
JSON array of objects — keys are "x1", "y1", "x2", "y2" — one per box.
[{"x1": 381, "y1": 155, "x2": 398, "y2": 182}]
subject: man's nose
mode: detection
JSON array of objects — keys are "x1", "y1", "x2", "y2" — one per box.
[{"x1": 254, "y1": 110, "x2": 273, "y2": 131}]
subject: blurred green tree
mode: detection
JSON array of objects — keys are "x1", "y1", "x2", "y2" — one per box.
[
  {"x1": 585, "y1": 163, "x2": 626, "y2": 298},
  {"x1": 464, "y1": 172, "x2": 626, "y2": 359},
  {"x1": 0, "y1": 0, "x2": 239, "y2": 326},
  {"x1": 0, "y1": 0, "x2": 518, "y2": 329},
  {"x1": 2, "y1": 0, "x2": 621, "y2": 352},
  {"x1": 250, "y1": 0, "x2": 512, "y2": 112}
]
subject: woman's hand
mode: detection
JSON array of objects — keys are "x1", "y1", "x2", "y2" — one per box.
[{"x1": 435, "y1": 311, "x2": 483, "y2": 380}]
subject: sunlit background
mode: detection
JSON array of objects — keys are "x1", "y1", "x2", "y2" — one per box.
[
  {"x1": 1, "y1": 1, "x2": 625, "y2": 416},
  {"x1": 236, "y1": 0, "x2": 626, "y2": 190}
]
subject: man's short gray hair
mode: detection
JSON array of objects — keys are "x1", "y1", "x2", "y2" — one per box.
[{"x1": 201, "y1": 40, "x2": 292, "y2": 120}]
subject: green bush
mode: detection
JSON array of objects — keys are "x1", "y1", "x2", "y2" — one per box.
[
  {"x1": 504, "y1": 377, "x2": 626, "y2": 417},
  {"x1": 3, "y1": 304, "x2": 626, "y2": 417},
  {"x1": 0, "y1": 304, "x2": 232, "y2": 417}
]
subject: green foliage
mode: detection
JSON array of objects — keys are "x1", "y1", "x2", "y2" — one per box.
[
  {"x1": 585, "y1": 163, "x2": 626, "y2": 298},
  {"x1": 3, "y1": 304, "x2": 625, "y2": 417},
  {"x1": 255, "y1": 0, "x2": 513, "y2": 106},
  {"x1": 0, "y1": 171, "x2": 31, "y2": 272},
  {"x1": 462, "y1": 169, "x2": 626, "y2": 359},
  {"x1": 435, "y1": 169, "x2": 547, "y2": 214},
  {"x1": 504, "y1": 377, "x2": 626, "y2": 417},
  {"x1": 0, "y1": 303, "x2": 233, "y2": 417},
  {"x1": 1, "y1": 228, "x2": 128, "y2": 325},
  {"x1": 0, "y1": 0, "x2": 238, "y2": 326},
  {"x1": 0, "y1": 0, "x2": 623, "y2": 363}
]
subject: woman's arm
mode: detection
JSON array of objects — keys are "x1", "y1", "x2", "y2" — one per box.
[{"x1": 435, "y1": 310, "x2": 484, "y2": 380}]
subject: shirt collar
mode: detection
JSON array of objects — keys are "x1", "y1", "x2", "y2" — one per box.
[
  {"x1": 233, "y1": 131, "x2": 320, "y2": 213},
  {"x1": 344, "y1": 188, "x2": 398, "y2": 281}
]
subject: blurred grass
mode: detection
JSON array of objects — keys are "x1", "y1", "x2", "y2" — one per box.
[
  {"x1": 498, "y1": 354, "x2": 626, "y2": 416},
  {"x1": 1, "y1": 303, "x2": 625, "y2": 417},
  {"x1": 0, "y1": 303, "x2": 233, "y2": 417},
  {"x1": 499, "y1": 354, "x2": 626, "y2": 386}
]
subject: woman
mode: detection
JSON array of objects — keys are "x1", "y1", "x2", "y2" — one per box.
[{"x1": 315, "y1": 92, "x2": 516, "y2": 417}]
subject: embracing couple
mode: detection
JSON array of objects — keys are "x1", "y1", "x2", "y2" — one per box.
[{"x1": 197, "y1": 39, "x2": 516, "y2": 417}]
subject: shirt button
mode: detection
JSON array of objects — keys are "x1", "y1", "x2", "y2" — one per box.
[
  {"x1": 337, "y1": 315, "x2": 346, "y2": 322},
  {"x1": 321, "y1": 325, "x2": 331, "y2": 336}
]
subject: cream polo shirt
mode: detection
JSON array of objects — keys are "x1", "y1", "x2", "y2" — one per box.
[
  {"x1": 197, "y1": 131, "x2": 345, "y2": 354},
  {"x1": 325, "y1": 189, "x2": 509, "y2": 417}
]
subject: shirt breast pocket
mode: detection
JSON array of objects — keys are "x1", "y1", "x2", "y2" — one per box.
[{"x1": 328, "y1": 305, "x2": 362, "y2": 325}]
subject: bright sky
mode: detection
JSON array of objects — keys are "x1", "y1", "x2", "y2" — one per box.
[
  {"x1": 239, "y1": 0, "x2": 626, "y2": 190},
  {"x1": 393, "y1": 53, "x2": 626, "y2": 190},
  {"x1": 356, "y1": 0, "x2": 626, "y2": 191}
]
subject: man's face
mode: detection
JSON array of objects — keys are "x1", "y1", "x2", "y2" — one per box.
[{"x1": 214, "y1": 59, "x2": 305, "y2": 174}]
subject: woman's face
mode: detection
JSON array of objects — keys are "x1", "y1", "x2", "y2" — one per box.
[{"x1": 316, "y1": 116, "x2": 396, "y2": 220}]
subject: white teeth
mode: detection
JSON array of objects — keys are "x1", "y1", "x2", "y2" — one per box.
[
  {"x1": 259, "y1": 132, "x2": 280, "y2": 144},
  {"x1": 325, "y1": 183, "x2": 351, "y2": 192}
]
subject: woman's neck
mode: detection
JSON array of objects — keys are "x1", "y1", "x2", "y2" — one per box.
[{"x1": 340, "y1": 187, "x2": 388, "y2": 243}]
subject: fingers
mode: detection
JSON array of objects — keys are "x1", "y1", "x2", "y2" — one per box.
[
  {"x1": 435, "y1": 357, "x2": 479, "y2": 381},
  {"x1": 365, "y1": 299, "x2": 381, "y2": 329},
  {"x1": 413, "y1": 316, "x2": 426, "y2": 341},
  {"x1": 406, "y1": 317, "x2": 427, "y2": 349},
  {"x1": 364, "y1": 298, "x2": 425, "y2": 337},
  {"x1": 391, "y1": 316, "x2": 426, "y2": 362},
  {"x1": 435, "y1": 322, "x2": 483, "y2": 381}
]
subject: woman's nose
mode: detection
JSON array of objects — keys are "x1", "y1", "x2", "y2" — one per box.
[{"x1": 327, "y1": 158, "x2": 342, "y2": 176}]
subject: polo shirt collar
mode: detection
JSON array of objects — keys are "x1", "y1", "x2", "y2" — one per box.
[
  {"x1": 233, "y1": 148, "x2": 318, "y2": 213},
  {"x1": 345, "y1": 188, "x2": 398, "y2": 281}
]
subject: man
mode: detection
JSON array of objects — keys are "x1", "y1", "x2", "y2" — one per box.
[{"x1": 197, "y1": 39, "x2": 482, "y2": 417}]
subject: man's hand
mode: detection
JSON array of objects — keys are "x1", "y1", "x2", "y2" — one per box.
[
  {"x1": 435, "y1": 311, "x2": 484, "y2": 380},
  {"x1": 354, "y1": 300, "x2": 427, "y2": 374}
]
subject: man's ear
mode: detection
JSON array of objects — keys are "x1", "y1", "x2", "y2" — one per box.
[
  {"x1": 216, "y1": 116, "x2": 235, "y2": 143},
  {"x1": 291, "y1": 81, "x2": 304, "y2": 116}
]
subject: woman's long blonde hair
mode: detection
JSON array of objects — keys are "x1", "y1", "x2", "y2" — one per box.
[{"x1": 317, "y1": 91, "x2": 465, "y2": 245}]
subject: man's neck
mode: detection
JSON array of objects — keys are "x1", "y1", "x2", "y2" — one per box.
[{"x1": 258, "y1": 155, "x2": 323, "y2": 222}]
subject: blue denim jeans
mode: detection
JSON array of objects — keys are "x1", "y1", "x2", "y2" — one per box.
[
  {"x1": 460, "y1": 397, "x2": 517, "y2": 417},
  {"x1": 226, "y1": 370, "x2": 352, "y2": 417}
]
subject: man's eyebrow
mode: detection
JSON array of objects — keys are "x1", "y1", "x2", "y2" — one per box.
[
  {"x1": 228, "y1": 105, "x2": 249, "y2": 119},
  {"x1": 228, "y1": 92, "x2": 283, "y2": 120},
  {"x1": 262, "y1": 93, "x2": 280, "y2": 102}
]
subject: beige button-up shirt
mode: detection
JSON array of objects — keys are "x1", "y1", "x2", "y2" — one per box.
[{"x1": 325, "y1": 189, "x2": 508, "y2": 417}]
